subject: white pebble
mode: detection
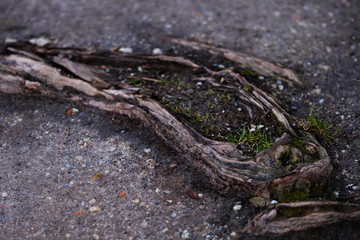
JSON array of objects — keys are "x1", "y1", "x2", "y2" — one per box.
[
  {"x1": 5, "y1": 38, "x2": 18, "y2": 43},
  {"x1": 144, "y1": 148, "x2": 151, "y2": 153},
  {"x1": 93, "y1": 234, "x2": 100, "y2": 240},
  {"x1": 233, "y1": 204, "x2": 242, "y2": 211},
  {"x1": 89, "y1": 206, "x2": 101, "y2": 212},
  {"x1": 196, "y1": 82, "x2": 202, "y2": 86},
  {"x1": 152, "y1": 48, "x2": 163, "y2": 55},
  {"x1": 2, "y1": 192, "x2": 8, "y2": 198},
  {"x1": 119, "y1": 47, "x2": 133, "y2": 53},
  {"x1": 181, "y1": 229, "x2": 190, "y2": 239},
  {"x1": 29, "y1": 37, "x2": 51, "y2": 47},
  {"x1": 197, "y1": 193, "x2": 204, "y2": 198},
  {"x1": 74, "y1": 156, "x2": 84, "y2": 161},
  {"x1": 230, "y1": 231, "x2": 237, "y2": 237},
  {"x1": 319, "y1": 99, "x2": 324, "y2": 104},
  {"x1": 270, "y1": 200, "x2": 278, "y2": 204},
  {"x1": 89, "y1": 198, "x2": 96, "y2": 205},
  {"x1": 278, "y1": 84, "x2": 284, "y2": 91}
]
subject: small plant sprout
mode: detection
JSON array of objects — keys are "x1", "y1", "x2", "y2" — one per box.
[
  {"x1": 220, "y1": 126, "x2": 274, "y2": 155},
  {"x1": 299, "y1": 107, "x2": 337, "y2": 140}
]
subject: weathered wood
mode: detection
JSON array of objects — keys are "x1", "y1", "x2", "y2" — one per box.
[
  {"x1": 0, "y1": 40, "x2": 358, "y2": 235},
  {"x1": 171, "y1": 38, "x2": 302, "y2": 87},
  {"x1": 0, "y1": 42, "x2": 331, "y2": 197},
  {"x1": 242, "y1": 201, "x2": 360, "y2": 235}
]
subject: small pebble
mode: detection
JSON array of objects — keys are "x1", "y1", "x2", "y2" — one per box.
[
  {"x1": 181, "y1": 229, "x2": 190, "y2": 239},
  {"x1": 319, "y1": 98, "x2": 324, "y2": 104},
  {"x1": 119, "y1": 192, "x2": 127, "y2": 197},
  {"x1": 74, "y1": 156, "x2": 84, "y2": 161},
  {"x1": 230, "y1": 231, "x2": 237, "y2": 237},
  {"x1": 89, "y1": 198, "x2": 96, "y2": 205},
  {"x1": 93, "y1": 234, "x2": 100, "y2": 240},
  {"x1": 5, "y1": 38, "x2": 17, "y2": 43},
  {"x1": 258, "y1": 76, "x2": 264, "y2": 80},
  {"x1": 119, "y1": 47, "x2": 133, "y2": 53},
  {"x1": 197, "y1": 193, "x2": 204, "y2": 198},
  {"x1": 89, "y1": 206, "x2": 101, "y2": 212},
  {"x1": 171, "y1": 212, "x2": 177, "y2": 218},
  {"x1": 29, "y1": 37, "x2": 51, "y2": 46},
  {"x1": 2, "y1": 192, "x2": 8, "y2": 198},
  {"x1": 278, "y1": 85, "x2": 284, "y2": 91},
  {"x1": 317, "y1": 64, "x2": 331, "y2": 71},
  {"x1": 233, "y1": 204, "x2": 242, "y2": 211},
  {"x1": 196, "y1": 82, "x2": 202, "y2": 86},
  {"x1": 349, "y1": 125, "x2": 358, "y2": 131},
  {"x1": 152, "y1": 48, "x2": 163, "y2": 55},
  {"x1": 270, "y1": 200, "x2": 278, "y2": 204},
  {"x1": 144, "y1": 148, "x2": 151, "y2": 153}
]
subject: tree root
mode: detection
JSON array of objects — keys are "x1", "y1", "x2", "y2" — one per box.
[{"x1": 0, "y1": 39, "x2": 358, "y2": 235}]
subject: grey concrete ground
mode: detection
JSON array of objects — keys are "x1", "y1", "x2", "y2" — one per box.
[{"x1": 0, "y1": 0, "x2": 359, "y2": 239}]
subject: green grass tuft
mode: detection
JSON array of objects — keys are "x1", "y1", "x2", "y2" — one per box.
[{"x1": 220, "y1": 126, "x2": 274, "y2": 154}]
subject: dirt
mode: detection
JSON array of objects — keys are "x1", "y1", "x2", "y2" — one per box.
[{"x1": 0, "y1": 0, "x2": 359, "y2": 239}]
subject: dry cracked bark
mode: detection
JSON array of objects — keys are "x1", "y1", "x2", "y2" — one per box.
[{"x1": 0, "y1": 40, "x2": 359, "y2": 236}]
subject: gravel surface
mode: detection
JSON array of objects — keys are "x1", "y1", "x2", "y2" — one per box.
[{"x1": 0, "y1": 0, "x2": 359, "y2": 239}]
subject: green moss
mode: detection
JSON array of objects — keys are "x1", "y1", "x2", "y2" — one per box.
[
  {"x1": 279, "y1": 206, "x2": 313, "y2": 218},
  {"x1": 243, "y1": 84, "x2": 253, "y2": 92},
  {"x1": 292, "y1": 139, "x2": 305, "y2": 149},
  {"x1": 282, "y1": 190, "x2": 310, "y2": 202},
  {"x1": 273, "y1": 181, "x2": 328, "y2": 203},
  {"x1": 278, "y1": 150, "x2": 291, "y2": 166},
  {"x1": 236, "y1": 68, "x2": 257, "y2": 78}
]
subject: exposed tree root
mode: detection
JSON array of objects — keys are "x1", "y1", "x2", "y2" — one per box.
[
  {"x1": 242, "y1": 201, "x2": 360, "y2": 235},
  {"x1": 0, "y1": 40, "x2": 358, "y2": 235}
]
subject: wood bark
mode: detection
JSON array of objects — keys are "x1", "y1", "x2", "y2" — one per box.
[{"x1": 0, "y1": 40, "x2": 359, "y2": 235}]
